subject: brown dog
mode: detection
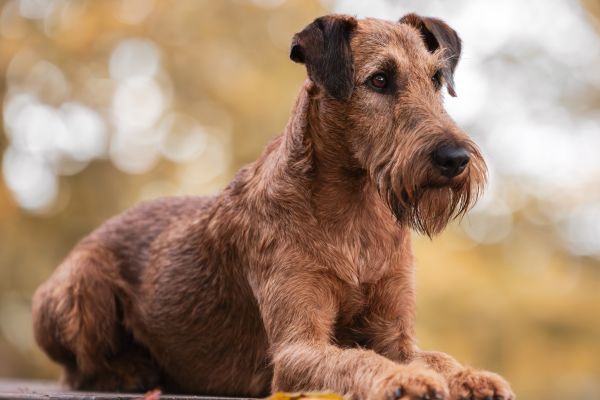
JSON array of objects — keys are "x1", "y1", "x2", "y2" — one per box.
[{"x1": 32, "y1": 14, "x2": 514, "y2": 400}]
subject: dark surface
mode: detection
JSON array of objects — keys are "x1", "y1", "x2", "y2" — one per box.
[{"x1": 0, "y1": 379, "x2": 256, "y2": 400}]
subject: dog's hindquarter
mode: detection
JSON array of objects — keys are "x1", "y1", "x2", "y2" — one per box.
[{"x1": 33, "y1": 195, "x2": 271, "y2": 393}]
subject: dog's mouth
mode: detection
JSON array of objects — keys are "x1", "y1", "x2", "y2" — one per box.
[{"x1": 428, "y1": 168, "x2": 470, "y2": 187}]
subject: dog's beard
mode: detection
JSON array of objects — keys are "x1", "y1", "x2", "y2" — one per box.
[
  {"x1": 376, "y1": 146, "x2": 486, "y2": 237},
  {"x1": 387, "y1": 182, "x2": 475, "y2": 236}
]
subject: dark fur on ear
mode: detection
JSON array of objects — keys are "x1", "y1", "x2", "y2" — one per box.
[
  {"x1": 400, "y1": 13, "x2": 462, "y2": 97},
  {"x1": 290, "y1": 15, "x2": 357, "y2": 100}
]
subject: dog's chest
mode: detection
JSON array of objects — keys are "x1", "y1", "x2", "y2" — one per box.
[
  {"x1": 333, "y1": 282, "x2": 377, "y2": 346},
  {"x1": 331, "y1": 218, "x2": 410, "y2": 318},
  {"x1": 334, "y1": 236, "x2": 401, "y2": 316},
  {"x1": 336, "y1": 220, "x2": 404, "y2": 284}
]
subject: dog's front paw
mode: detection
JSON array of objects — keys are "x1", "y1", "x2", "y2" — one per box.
[
  {"x1": 376, "y1": 366, "x2": 449, "y2": 400},
  {"x1": 448, "y1": 368, "x2": 514, "y2": 400}
]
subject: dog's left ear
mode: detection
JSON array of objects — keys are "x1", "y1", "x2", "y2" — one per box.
[
  {"x1": 400, "y1": 13, "x2": 462, "y2": 97},
  {"x1": 290, "y1": 15, "x2": 357, "y2": 100}
]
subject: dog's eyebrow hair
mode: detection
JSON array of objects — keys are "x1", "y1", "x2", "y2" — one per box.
[
  {"x1": 356, "y1": 58, "x2": 398, "y2": 89},
  {"x1": 379, "y1": 57, "x2": 398, "y2": 72}
]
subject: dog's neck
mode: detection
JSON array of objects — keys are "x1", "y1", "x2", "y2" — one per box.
[
  {"x1": 306, "y1": 96, "x2": 373, "y2": 222},
  {"x1": 281, "y1": 81, "x2": 399, "y2": 233}
]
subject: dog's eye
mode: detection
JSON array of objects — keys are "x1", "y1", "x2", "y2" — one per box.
[
  {"x1": 431, "y1": 70, "x2": 442, "y2": 90},
  {"x1": 368, "y1": 73, "x2": 388, "y2": 91}
]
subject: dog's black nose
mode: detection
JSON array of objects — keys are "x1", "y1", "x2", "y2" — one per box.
[{"x1": 432, "y1": 145, "x2": 470, "y2": 178}]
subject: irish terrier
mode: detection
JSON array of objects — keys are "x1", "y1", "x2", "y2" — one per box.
[{"x1": 32, "y1": 13, "x2": 515, "y2": 400}]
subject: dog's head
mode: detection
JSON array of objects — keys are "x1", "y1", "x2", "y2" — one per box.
[{"x1": 291, "y1": 14, "x2": 487, "y2": 236}]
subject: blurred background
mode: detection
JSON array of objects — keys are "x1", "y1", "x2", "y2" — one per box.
[{"x1": 0, "y1": 0, "x2": 599, "y2": 398}]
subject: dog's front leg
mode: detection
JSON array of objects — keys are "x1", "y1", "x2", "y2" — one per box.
[
  {"x1": 363, "y1": 274, "x2": 515, "y2": 400},
  {"x1": 254, "y1": 268, "x2": 448, "y2": 400}
]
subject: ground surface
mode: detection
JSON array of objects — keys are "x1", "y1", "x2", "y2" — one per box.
[{"x1": 0, "y1": 379, "x2": 254, "y2": 400}]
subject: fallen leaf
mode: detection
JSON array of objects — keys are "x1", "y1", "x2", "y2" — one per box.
[{"x1": 134, "y1": 388, "x2": 162, "y2": 400}]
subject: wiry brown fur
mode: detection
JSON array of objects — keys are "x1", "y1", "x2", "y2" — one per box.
[{"x1": 32, "y1": 14, "x2": 514, "y2": 400}]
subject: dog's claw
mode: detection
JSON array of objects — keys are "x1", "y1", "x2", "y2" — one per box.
[{"x1": 493, "y1": 397, "x2": 504, "y2": 400}]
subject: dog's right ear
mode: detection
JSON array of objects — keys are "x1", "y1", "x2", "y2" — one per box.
[
  {"x1": 400, "y1": 13, "x2": 462, "y2": 97},
  {"x1": 290, "y1": 15, "x2": 357, "y2": 100}
]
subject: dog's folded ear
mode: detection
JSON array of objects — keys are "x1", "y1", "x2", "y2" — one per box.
[
  {"x1": 400, "y1": 13, "x2": 462, "y2": 97},
  {"x1": 290, "y1": 15, "x2": 357, "y2": 100}
]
